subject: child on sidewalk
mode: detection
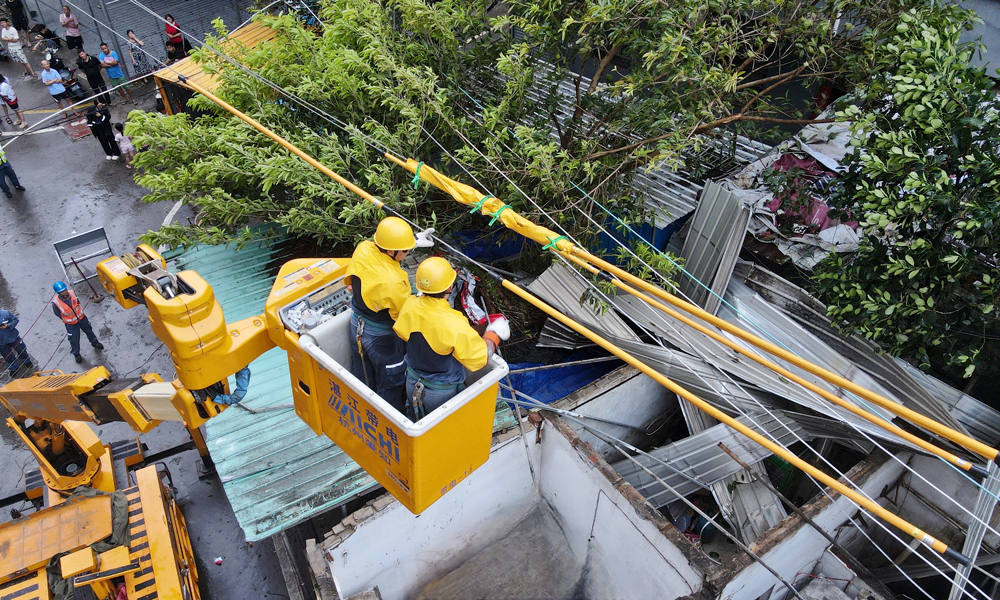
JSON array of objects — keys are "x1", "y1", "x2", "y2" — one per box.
[{"x1": 114, "y1": 123, "x2": 136, "y2": 169}]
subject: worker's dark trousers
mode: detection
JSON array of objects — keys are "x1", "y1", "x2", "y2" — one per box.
[
  {"x1": 94, "y1": 129, "x2": 121, "y2": 157},
  {"x1": 65, "y1": 316, "x2": 99, "y2": 356},
  {"x1": 86, "y1": 77, "x2": 111, "y2": 105},
  {"x1": 348, "y1": 313, "x2": 407, "y2": 414},
  {"x1": 0, "y1": 338, "x2": 29, "y2": 372},
  {"x1": 0, "y1": 161, "x2": 21, "y2": 195},
  {"x1": 405, "y1": 372, "x2": 463, "y2": 421}
]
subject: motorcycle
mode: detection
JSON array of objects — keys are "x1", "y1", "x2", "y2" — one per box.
[{"x1": 44, "y1": 51, "x2": 86, "y2": 101}]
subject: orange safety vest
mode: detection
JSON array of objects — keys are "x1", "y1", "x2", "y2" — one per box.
[{"x1": 53, "y1": 291, "x2": 85, "y2": 325}]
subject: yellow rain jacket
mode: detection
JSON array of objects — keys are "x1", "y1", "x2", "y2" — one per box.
[
  {"x1": 345, "y1": 241, "x2": 411, "y2": 324},
  {"x1": 394, "y1": 295, "x2": 489, "y2": 383}
]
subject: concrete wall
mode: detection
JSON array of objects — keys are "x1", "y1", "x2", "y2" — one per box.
[
  {"x1": 326, "y1": 434, "x2": 539, "y2": 600},
  {"x1": 538, "y1": 417, "x2": 707, "y2": 599},
  {"x1": 555, "y1": 365, "x2": 678, "y2": 460},
  {"x1": 325, "y1": 412, "x2": 712, "y2": 600},
  {"x1": 718, "y1": 455, "x2": 906, "y2": 600},
  {"x1": 893, "y1": 454, "x2": 1000, "y2": 550}
]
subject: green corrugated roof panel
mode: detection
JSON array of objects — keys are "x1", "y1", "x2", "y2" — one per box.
[
  {"x1": 165, "y1": 231, "x2": 517, "y2": 541},
  {"x1": 166, "y1": 233, "x2": 378, "y2": 542}
]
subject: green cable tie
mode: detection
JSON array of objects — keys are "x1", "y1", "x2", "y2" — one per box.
[
  {"x1": 469, "y1": 195, "x2": 493, "y2": 214},
  {"x1": 488, "y1": 204, "x2": 512, "y2": 226},
  {"x1": 542, "y1": 235, "x2": 569, "y2": 251},
  {"x1": 411, "y1": 162, "x2": 424, "y2": 190}
]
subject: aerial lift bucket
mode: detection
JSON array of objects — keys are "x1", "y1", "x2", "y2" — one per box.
[{"x1": 290, "y1": 310, "x2": 508, "y2": 514}]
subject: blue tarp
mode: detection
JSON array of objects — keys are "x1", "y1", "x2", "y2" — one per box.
[{"x1": 499, "y1": 349, "x2": 623, "y2": 405}]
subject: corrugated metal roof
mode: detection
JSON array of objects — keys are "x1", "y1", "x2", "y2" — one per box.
[
  {"x1": 526, "y1": 262, "x2": 641, "y2": 346},
  {"x1": 678, "y1": 180, "x2": 749, "y2": 315},
  {"x1": 733, "y1": 260, "x2": 969, "y2": 434},
  {"x1": 613, "y1": 410, "x2": 809, "y2": 507},
  {"x1": 166, "y1": 233, "x2": 516, "y2": 541}
]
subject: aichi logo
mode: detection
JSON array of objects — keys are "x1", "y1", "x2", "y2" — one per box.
[{"x1": 327, "y1": 377, "x2": 400, "y2": 465}]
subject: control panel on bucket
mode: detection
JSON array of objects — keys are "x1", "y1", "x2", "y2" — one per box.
[{"x1": 279, "y1": 277, "x2": 351, "y2": 333}]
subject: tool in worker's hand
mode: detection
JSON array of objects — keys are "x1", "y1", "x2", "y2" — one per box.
[
  {"x1": 414, "y1": 227, "x2": 436, "y2": 248},
  {"x1": 486, "y1": 314, "x2": 511, "y2": 341},
  {"x1": 69, "y1": 255, "x2": 105, "y2": 303}
]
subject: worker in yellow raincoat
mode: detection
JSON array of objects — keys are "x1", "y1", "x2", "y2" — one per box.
[
  {"x1": 345, "y1": 216, "x2": 424, "y2": 413},
  {"x1": 393, "y1": 257, "x2": 510, "y2": 421}
]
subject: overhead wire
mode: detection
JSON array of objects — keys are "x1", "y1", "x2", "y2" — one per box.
[
  {"x1": 56, "y1": 0, "x2": 998, "y2": 591},
  {"x1": 500, "y1": 384, "x2": 807, "y2": 600},
  {"x1": 418, "y1": 97, "x2": 1000, "y2": 549},
  {"x1": 411, "y1": 103, "x2": 1000, "y2": 599},
  {"x1": 421, "y1": 126, "x2": 1000, "y2": 599}
]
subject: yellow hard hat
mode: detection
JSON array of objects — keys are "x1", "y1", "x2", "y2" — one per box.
[
  {"x1": 373, "y1": 216, "x2": 416, "y2": 251},
  {"x1": 415, "y1": 257, "x2": 457, "y2": 294}
]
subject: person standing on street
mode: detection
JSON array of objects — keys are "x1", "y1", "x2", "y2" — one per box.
[
  {"x1": 86, "y1": 103, "x2": 120, "y2": 160},
  {"x1": 76, "y1": 49, "x2": 111, "y2": 105},
  {"x1": 114, "y1": 123, "x2": 135, "y2": 168},
  {"x1": 40, "y1": 59, "x2": 80, "y2": 116},
  {"x1": 51, "y1": 281, "x2": 103, "y2": 363},
  {"x1": 5, "y1": 0, "x2": 30, "y2": 45},
  {"x1": 59, "y1": 6, "x2": 83, "y2": 51},
  {"x1": 0, "y1": 145, "x2": 25, "y2": 198},
  {"x1": 0, "y1": 75, "x2": 28, "y2": 128},
  {"x1": 1, "y1": 18, "x2": 34, "y2": 79},
  {"x1": 164, "y1": 14, "x2": 183, "y2": 48},
  {"x1": 126, "y1": 30, "x2": 154, "y2": 80},
  {"x1": 0, "y1": 309, "x2": 32, "y2": 376},
  {"x1": 98, "y1": 42, "x2": 135, "y2": 106}
]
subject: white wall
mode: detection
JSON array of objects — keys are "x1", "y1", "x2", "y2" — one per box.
[
  {"x1": 328, "y1": 435, "x2": 539, "y2": 600},
  {"x1": 719, "y1": 456, "x2": 907, "y2": 600},
  {"x1": 328, "y1": 413, "x2": 707, "y2": 600},
  {"x1": 556, "y1": 365, "x2": 677, "y2": 460},
  {"x1": 538, "y1": 419, "x2": 706, "y2": 599},
  {"x1": 895, "y1": 454, "x2": 1000, "y2": 548}
]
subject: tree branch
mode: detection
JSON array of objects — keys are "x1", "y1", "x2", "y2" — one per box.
[
  {"x1": 586, "y1": 45, "x2": 620, "y2": 96},
  {"x1": 739, "y1": 63, "x2": 809, "y2": 114},
  {"x1": 705, "y1": 115, "x2": 836, "y2": 128}
]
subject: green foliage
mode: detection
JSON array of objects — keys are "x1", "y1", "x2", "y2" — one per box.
[
  {"x1": 814, "y1": 4, "x2": 1000, "y2": 375},
  {"x1": 132, "y1": 0, "x2": 929, "y2": 280}
]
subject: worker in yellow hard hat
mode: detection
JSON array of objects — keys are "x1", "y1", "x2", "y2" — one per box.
[
  {"x1": 345, "y1": 216, "x2": 431, "y2": 412},
  {"x1": 393, "y1": 257, "x2": 510, "y2": 421}
]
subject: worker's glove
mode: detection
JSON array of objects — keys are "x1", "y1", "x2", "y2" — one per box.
[
  {"x1": 485, "y1": 316, "x2": 511, "y2": 341},
  {"x1": 414, "y1": 227, "x2": 436, "y2": 248}
]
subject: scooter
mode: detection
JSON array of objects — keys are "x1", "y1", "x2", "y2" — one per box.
[{"x1": 44, "y1": 51, "x2": 86, "y2": 100}]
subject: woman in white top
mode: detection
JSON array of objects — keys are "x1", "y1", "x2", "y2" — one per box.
[
  {"x1": 0, "y1": 17, "x2": 34, "y2": 78},
  {"x1": 0, "y1": 75, "x2": 28, "y2": 128}
]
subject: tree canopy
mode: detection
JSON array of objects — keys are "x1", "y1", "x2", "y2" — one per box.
[
  {"x1": 814, "y1": 4, "x2": 1000, "y2": 376},
  {"x1": 130, "y1": 0, "x2": 934, "y2": 252}
]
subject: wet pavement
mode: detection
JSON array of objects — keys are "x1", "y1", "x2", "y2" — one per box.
[{"x1": 0, "y1": 52, "x2": 288, "y2": 598}]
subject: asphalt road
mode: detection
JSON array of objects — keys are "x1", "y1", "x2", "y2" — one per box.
[{"x1": 0, "y1": 51, "x2": 289, "y2": 599}]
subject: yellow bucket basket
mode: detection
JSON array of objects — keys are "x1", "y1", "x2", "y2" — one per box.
[{"x1": 292, "y1": 311, "x2": 508, "y2": 514}]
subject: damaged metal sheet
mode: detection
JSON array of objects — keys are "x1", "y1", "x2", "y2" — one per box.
[
  {"x1": 607, "y1": 299, "x2": 920, "y2": 446},
  {"x1": 612, "y1": 411, "x2": 810, "y2": 508},
  {"x1": 678, "y1": 181, "x2": 751, "y2": 315},
  {"x1": 893, "y1": 359, "x2": 1000, "y2": 446},
  {"x1": 525, "y1": 262, "x2": 641, "y2": 344},
  {"x1": 734, "y1": 260, "x2": 968, "y2": 434}
]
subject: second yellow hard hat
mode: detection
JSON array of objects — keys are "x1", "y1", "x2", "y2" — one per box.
[{"x1": 415, "y1": 257, "x2": 457, "y2": 294}]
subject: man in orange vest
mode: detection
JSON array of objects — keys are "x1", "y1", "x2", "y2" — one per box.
[{"x1": 52, "y1": 281, "x2": 103, "y2": 363}]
